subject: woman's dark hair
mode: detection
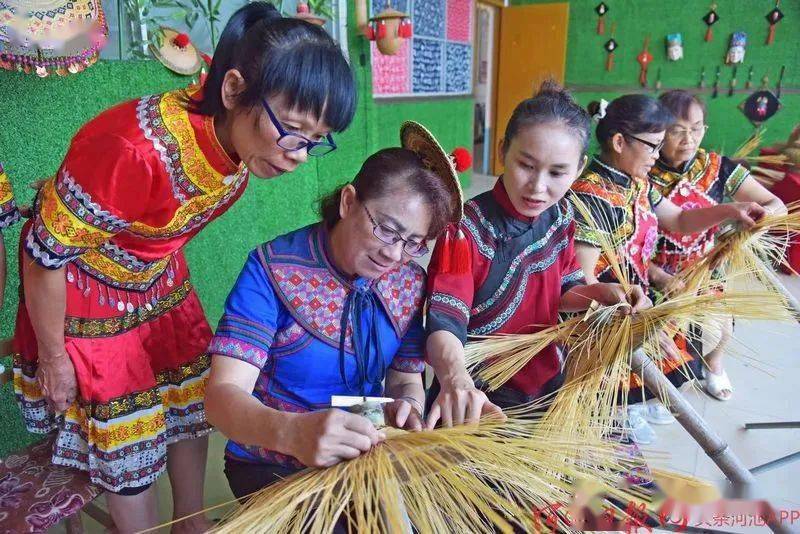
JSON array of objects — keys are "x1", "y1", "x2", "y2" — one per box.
[
  {"x1": 319, "y1": 148, "x2": 454, "y2": 239},
  {"x1": 589, "y1": 94, "x2": 674, "y2": 147},
  {"x1": 659, "y1": 89, "x2": 707, "y2": 122},
  {"x1": 502, "y1": 79, "x2": 592, "y2": 158},
  {"x1": 191, "y1": 2, "x2": 356, "y2": 132}
]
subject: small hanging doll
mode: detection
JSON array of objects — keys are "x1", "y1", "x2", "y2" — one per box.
[
  {"x1": 636, "y1": 36, "x2": 653, "y2": 87},
  {"x1": 765, "y1": 1, "x2": 784, "y2": 46},
  {"x1": 725, "y1": 32, "x2": 747, "y2": 65},
  {"x1": 595, "y1": 2, "x2": 609, "y2": 35},
  {"x1": 703, "y1": 3, "x2": 720, "y2": 42},
  {"x1": 739, "y1": 74, "x2": 782, "y2": 127},
  {"x1": 666, "y1": 33, "x2": 683, "y2": 61},
  {"x1": 604, "y1": 23, "x2": 618, "y2": 72}
]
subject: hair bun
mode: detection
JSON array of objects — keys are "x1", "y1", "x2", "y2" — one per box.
[{"x1": 535, "y1": 78, "x2": 567, "y2": 98}]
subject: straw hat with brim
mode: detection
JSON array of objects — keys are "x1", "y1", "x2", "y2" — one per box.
[
  {"x1": 371, "y1": 7, "x2": 408, "y2": 21},
  {"x1": 400, "y1": 121, "x2": 464, "y2": 223},
  {"x1": 149, "y1": 27, "x2": 202, "y2": 76}
]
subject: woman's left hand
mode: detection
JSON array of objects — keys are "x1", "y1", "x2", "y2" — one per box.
[
  {"x1": 384, "y1": 398, "x2": 423, "y2": 431},
  {"x1": 592, "y1": 283, "x2": 652, "y2": 314}
]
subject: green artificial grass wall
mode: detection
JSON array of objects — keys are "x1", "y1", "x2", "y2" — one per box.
[
  {"x1": 511, "y1": 0, "x2": 800, "y2": 152},
  {"x1": 0, "y1": 14, "x2": 472, "y2": 455}
]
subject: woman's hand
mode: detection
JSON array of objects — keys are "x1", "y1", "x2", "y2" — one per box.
[
  {"x1": 425, "y1": 372, "x2": 505, "y2": 430},
  {"x1": 590, "y1": 283, "x2": 652, "y2": 314},
  {"x1": 285, "y1": 409, "x2": 385, "y2": 468},
  {"x1": 723, "y1": 202, "x2": 767, "y2": 229},
  {"x1": 657, "y1": 330, "x2": 682, "y2": 363},
  {"x1": 384, "y1": 397, "x2": 423, "y2": 431},
  {"x1": 36, "y1": 350, "x2": 77, "y2": 413}
]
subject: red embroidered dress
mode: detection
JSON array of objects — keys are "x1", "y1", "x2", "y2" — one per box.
[
  {"x1": 0, "y1": 163, "x2": 20, "y2": 229},
  {"x1": 426, "y1": 179, "x2": 585, "y2": 396},
  {"x1": 571, "y1": 158, "x2": 694, "y2": 387},
  {"x1": 649, "y1": 148, "x2": 749, "y2": 274},
  {"x1": 13, "y1": 87, "x2": 248, "y2": 492}
]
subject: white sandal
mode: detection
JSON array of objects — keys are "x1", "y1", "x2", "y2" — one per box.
[{"x1": 704, "y1": 369, "x2": 733, "y2": 401}]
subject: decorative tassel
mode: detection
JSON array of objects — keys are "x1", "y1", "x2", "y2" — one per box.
[
  {"x1": 596, "y1": 17, "x2": 605, "y2": 35},
  {"x1": 766, "y1": 24, "x2": 776, "y2": 45},
  {"x1": 605, "y1": 52, "x2": 614, "y2": 72},
  {"x1": 377, "y1": 21, "x2": 387, "y2": 40},
  {"x1": 451, "y1": 228, "x2": 471, "y2": 274},
  {"x1": 438, "y1": 226, "x2": 470, "y2": 275},
  {"x1": 398, "y1": 21, "x2": 413, "y2": 38},
  {"x1": 705, "y1": 26, "x2": 713, "y2": 42}
]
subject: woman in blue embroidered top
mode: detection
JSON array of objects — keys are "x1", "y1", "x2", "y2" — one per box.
[{"x1": 204, "y1": 128, "x2": 462, "y2": 501}]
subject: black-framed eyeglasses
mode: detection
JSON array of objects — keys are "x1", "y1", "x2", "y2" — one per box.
[
  {"x1": 261, "y1": 99, "x2": 337, "y2": 156},
  {"x1": 363, "y1": 204, "x2": 429, "y2": 258},
  {"x1": 625, "y1": 133, "x2": 665, "y2": 154}
]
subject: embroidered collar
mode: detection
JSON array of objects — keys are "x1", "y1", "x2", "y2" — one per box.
[
  {"x1": 654, "y1": 148, "x2": 709, "y2": 176},
  {"x1": 591, "y1": 157, "x2": 634, "y2": 187},
  {"x1": 493, "y1": 177, "x2": 536, "y2": 223},
  {"x1": 260, "y1": 224, "x2": 425, "y2": 350}
]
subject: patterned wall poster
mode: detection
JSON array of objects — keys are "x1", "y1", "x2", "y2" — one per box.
[{"x1": 371, "y1": 0, "x2": 473, "y2": 98}]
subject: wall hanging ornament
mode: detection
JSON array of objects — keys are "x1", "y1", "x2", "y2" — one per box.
[
  {"x1": 595, "y1": 2, "x2": 609, "y2": 35},
  {"x1": 765, "y1": 1, "x2": 784, "y2": 45},
  {"x1": 148, "y1": 27, "x2": 202, "y2": 76},
  {"x1": 725, "y1": 32, "x2": 747, "y2": 65},
  {"x1": 604, "y1": 23, "x2": 617, "y2": 72},
  {"x1": 0, "y1": 0, "x2": 107, "y2": 77},
  {"x1": 776, "y1": 65, "x2": 786, "y2": 99},
  {"x1": 729, "y1": 65, "x2": 738, "y2": 97},
  {"x1": 666, "y1": 33, "x2": 683, "y2": 61},
  {"x1": 356, "y1": 0, "x2": 412, "y2": 55},
  {"x1": 294, "y1": 2, "x2": 327, "y2": 26},
  {"x1": 712, "y1": 65, "x2": 721, "y2": 98},
  {"x1": 703, "y1": 3, "x2": 720, "y2": 42},
  {"x1": 636, "y1": 36, "x2": 653, "y2": 87},
  {"x1": 739, "y1": 74, "x2": 782, "y2": 127},
  {"x1": 745, "y1": 65, "x2": 755, "y2": 89}
]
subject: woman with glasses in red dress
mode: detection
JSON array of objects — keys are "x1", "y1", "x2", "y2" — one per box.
[
  {"x1": 12, "y1": 3, "x2": 355, "y2": 531},
  {"x1": 570, "y1": 94, "x2": 765, "y2": 445}
]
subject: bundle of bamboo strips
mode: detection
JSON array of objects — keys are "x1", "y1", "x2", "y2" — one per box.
[
  {"x1": 211, "y1": 416, "x2": 654, "y2": 534},
  {"x1": 674, "y1": 201, "x2": 800, "y2": 297}
]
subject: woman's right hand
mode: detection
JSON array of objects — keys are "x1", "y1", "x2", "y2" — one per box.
[
  {"x1": 36, "y1": 351, "x2": 77, "y2": 413},
  {"x1": 425, "y1": 373, "x2": 505, "y2": 430},
  {"x1": 285, "y1": 409, "x2": 386, "y2": 468}
]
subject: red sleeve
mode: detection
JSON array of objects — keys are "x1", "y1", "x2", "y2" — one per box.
[
  {"x1": 24, "y1": 134, "x2": 153, "y2": 269},
  {"x1": 425, "y1": 223, "x2": 488, "y2": 345}
]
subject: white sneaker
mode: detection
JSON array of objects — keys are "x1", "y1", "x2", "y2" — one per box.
[
  {"x1": 644, "y1": 401, "x2": 676, "y2": 425},
  {"x1": 625, "y1": 405, "x2": 656, "y2": 445}
]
